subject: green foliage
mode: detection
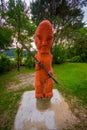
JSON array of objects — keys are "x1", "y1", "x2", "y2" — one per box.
[
  {"x1": 6, "y1": 0, "x2": 36, "y2": 41},
  {"x1": 70, "y1": 55, "x2": 87, "y2": 63},
  {"x1": 66, "y1": 27, "x2": 87, "y2": 62},
  {"x1": 24, "y1": 22, "x2": 36, "y2": 37},
  {"x1": 81, "y1": 53, "x2": 87, "y2": 62},
  {"x1": 30, "y1": 0, "x2": 86, "y2": 44},
  {"x1": 15, "y1": 47, "x2": 23, "y2": 64},
  {"x1": 30, "y1": 0, "x2": 86, "y2": 26},
  {"x1": 7, "y1": 0, "x2": 25, "y2": 29},
  {"x1": 15, "y1": 47, "x2": 23, "y2": 70},
  {"x1": 0, "y1": 27, "x2": 13, "y2": 49},
  {"x1": 52, "y1": 44, "x2": 66, "y2": 64},
  {"x1": 0, "y1": 54, "x2": 12, "y2": 73},
  {"x1": 74, "y1": 28, "x2": 87, "y2": 61},
  {"x1": 71, "y1": 55, "x2": 82, "y2": 62},
  {"x1": 24, "y1": 52, "x2": 35, "y2": 68}
]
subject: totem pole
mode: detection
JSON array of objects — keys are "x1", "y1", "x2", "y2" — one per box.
[{"x1": 34, "y1": 20, "x2": 54, "y2": 98}]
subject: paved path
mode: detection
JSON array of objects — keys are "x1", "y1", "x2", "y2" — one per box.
[{"x1": 7, "y1": 73, "x2": 35, "y2": 91}]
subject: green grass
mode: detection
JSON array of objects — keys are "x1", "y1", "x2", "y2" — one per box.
[
  {"x1": 53, "y1": 63, "x2": 87, "y2": 105},
  {"x1": 0, "y1": 67, "x2": 34, "y2": 130}
]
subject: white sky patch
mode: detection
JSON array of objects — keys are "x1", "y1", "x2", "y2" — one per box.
[
  {"x1": 31, "y1": 42, "x2": 37, "y2": 51},
  {"x1": 82, "y1": 7, "x2": 87, "y2": 26}
]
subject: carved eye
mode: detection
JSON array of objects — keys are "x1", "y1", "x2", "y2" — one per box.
[
  {"x1": 37, "y1": 35, "x2": 42, "y2": 41},
  {"x1": 47, "y1": 36, "x2": 53, "y2": 41}
]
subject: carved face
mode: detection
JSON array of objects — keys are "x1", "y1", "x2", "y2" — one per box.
[{"x1": 34, "y1": 20, "x2": 54, "y2": 54}]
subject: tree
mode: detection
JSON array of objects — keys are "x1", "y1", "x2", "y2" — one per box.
[
  {"x1": 52, "y1": 44, "x2": 66, "y2": 64},
  {"x1": 66, "y1": 27, "x2": 87, "y2": 62},
  {"x1": 15, "y1": 47, "x2": 23, "y2": 70},
  {"x1": 0, "y1": 26, "x2": 13, "y2": 50},
  {"x1": 5, "y1": 0, "x2": 36, "y2": 70},
  {"x1": 0, "y1": 0, "x2": 13, "y2": 51},
  {"x1": 30, "y1": 0, "x2": 87, "y2": 43},
  {"x1": 0, "y1": 0, "x2": 7, "y2": 23},
  {"x1": 74, "y1": 27, "x2": 87, "y2": 61},
  {"x1": 6, "y1": 0, "x2": 36, "y2": 39}
]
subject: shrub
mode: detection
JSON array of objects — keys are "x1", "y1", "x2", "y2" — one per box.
[
  {"x1": 81, "y1": 54, "x2": 87, "y2": 62},
  {"x1": 71, "y1": 55, "x2": 82, "y2": 62},
  {"x1": 10, "y1": 60, "x2": 17, "y2": 69},
  {"x1": 0, "y1": 54, "x2": 12, "y2": 73},
  {"x1": 52, "y1": 44, "x2": 66, "y2": 64},
  {"x1": 24, "y1": 53, "x2": 35, "y2": 68}
]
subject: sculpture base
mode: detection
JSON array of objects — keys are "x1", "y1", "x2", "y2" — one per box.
[{"x1": 14, "y1": 89, "x2": 78, "y2": 130}]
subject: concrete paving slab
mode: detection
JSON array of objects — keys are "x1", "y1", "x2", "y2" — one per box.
[{"x1": 14, "y1": 89, "x2": 78, "y2": 130}]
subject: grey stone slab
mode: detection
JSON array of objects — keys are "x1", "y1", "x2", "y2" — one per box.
[{"x1": 14, "y1": 89, "x2": 78, "y2": 130}]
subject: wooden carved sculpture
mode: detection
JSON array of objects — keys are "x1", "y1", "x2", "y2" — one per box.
[{"x1": 34, "y1": 20, "x2": 54, "y2": 98}]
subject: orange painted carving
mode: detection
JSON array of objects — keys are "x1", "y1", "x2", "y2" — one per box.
[{"x1": 34, "y1": 20, "x2": 54, "y2": 98}]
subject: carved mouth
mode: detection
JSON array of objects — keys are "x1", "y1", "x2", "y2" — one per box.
[
  {"x1": 42, "y1": 46, "x2": 48, "y2": 50},
  {"x1": 42, "y1": 45, "x2": 48, "y2": 47}
]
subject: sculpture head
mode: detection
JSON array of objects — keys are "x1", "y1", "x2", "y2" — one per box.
[{"x1": 34, "y1": 20, "x2": 54, "y2": 54}]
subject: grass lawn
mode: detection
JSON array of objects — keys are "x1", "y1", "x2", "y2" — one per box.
[
  {"x1": 0, "y1": 63, "x2": 87, "y2": 130},
  {"x1": 53, "y1": 63, "x2": 87, "y2": 129},
  {"x1": 53, "y1": 63, "x2": 87, "y2": 105},
  {"x1": 0, "y1": 67, "x2": 35, "y2": 130}
]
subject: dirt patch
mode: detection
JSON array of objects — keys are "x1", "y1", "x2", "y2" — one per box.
[
  {"x1": 68, "y1": 96, "x2": 87, "y2": 130},
  {"x1": 7, "y1": 73, "x2": 35, "y2": 91},
  {"x1": 0, "y1": 113, "x2": 7, "y2": 128}
]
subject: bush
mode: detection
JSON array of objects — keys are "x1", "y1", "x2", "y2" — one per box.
[
  {"x1": 0, "y1": 54, "x2": 12, "y2": 73},
  {"x1": 81, "y1": 54, "x2": 87, "y2": 62},
  {"x1": 24, "y1": 53, "x2": 35, "y2": 68},
  {"x1": 71, "y1": 55, "x2": 82, "y2": 62},
  {"x1": 10, "y1": 60, "x2": 17, "y2": 69},
  {"x1": 52, "y1": 44, "x2": 66, "y2": 64}
]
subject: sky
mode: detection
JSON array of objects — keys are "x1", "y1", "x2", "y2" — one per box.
[{"x1": 82, "y1": 7, "x2": 87, "y2": 26}]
